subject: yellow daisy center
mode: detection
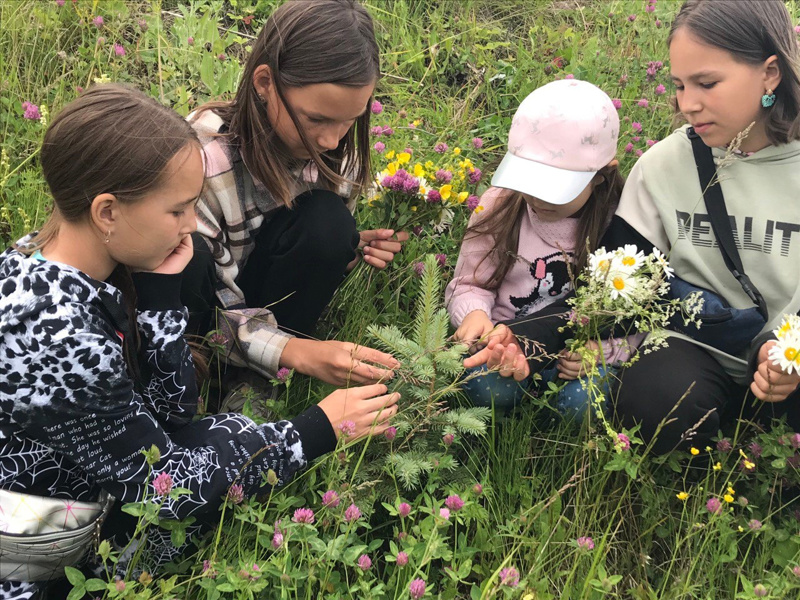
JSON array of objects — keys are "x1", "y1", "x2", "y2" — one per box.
[
  {"x1": 613, "y1": 277, "x2": 626, "y2": 290},
  {"x1": 784, "y1": 347, "x2": 798, "y2": 362},
  {"x1": 622, "y1": 256, "x2": 636, "y2": 266}
]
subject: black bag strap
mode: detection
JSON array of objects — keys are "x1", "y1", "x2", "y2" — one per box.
[{"x1": 687, "y1": 127, "x2": 768, "y2": 320}]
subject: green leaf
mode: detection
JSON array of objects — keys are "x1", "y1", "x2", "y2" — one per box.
[
  {"x1": 121, "y1": 502, "x2": 146, "y2": 517},
  {"x1": 64, "y1": 566, "x2": 86, "y2": 586},
  {"x1": 85, "y1": 579, "x2": 108, "y2": 592},
  {"x1": 66, "y1": 586, "x2": 86, "y2": 600}
]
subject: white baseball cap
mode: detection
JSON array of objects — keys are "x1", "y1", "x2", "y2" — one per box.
[{"x1": 491, "y1": 79, "x2": 620, "y2": 205}]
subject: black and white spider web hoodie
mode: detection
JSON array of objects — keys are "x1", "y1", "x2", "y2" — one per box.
[{"x1": 0, "y1": 243, "x2": 336, "y2": 552}]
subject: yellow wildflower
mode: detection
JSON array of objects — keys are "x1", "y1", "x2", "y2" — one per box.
[
  {"x1": 412, "y1": 119, "x2": 421, "y2": 127},
  {"x1": 676, "y1": 492, "x2": 689, "y2": 501},
  {"x1": 743, "y1": 459, "x2": 755, "y2": 470},
  {"x1": 397, "y1": 152, "x2": 411, "y2": 165},
  {"x1": 439, "y1": 185, "x2": 453, "y2": 201},
  {"x1": 723, "y1": 494, "x2": 734, "y2": 503},
  {"x1": 425, "y1": 160, "x2": 434, "y2": 169},
  {"x1": 386, "y1": 150, "x2": 395, "y2": 159},
  {"x1": 411, "y1": 206, "x2": 417, "y2": 212},
  {"x1": 459, "y1": 158, "x2": 473, "y2": 169},
  {"x1": 713, "y1": 462, "x2": 722, "y2": 471},
  {"x1": 690, "y1": 447, "x2": 700, "y2": 456},
  {"x1": 738, "y1": 526, "x2": 744, "y2": 532},
  {"x1": 474, "y1": 205, "x2": 484, "y2": 213},
  {"x1": 386, "y1": 162, "x2": 398, "y2": 176},
  {"x1": 453, "y1": 147, "x2": 461, "y2": 155},
  {"x1": 705, "y1": 446, "x2": 712, "y2": 452},
  {"x1": 457, "y1": 191, "x2": 469, "y2": 203},
  {"x1": 413, "y1": 163, "x2": 425, "y2": 177},
  {"x1": 727, "y1": 486, "x2": 735, "y2": 495}
]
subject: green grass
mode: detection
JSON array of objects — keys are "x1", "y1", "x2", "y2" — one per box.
[{"x1": 2, "y1": 1, "x2": 800, "y2": 598}]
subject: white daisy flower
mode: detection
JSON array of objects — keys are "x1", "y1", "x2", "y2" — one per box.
[
  {"x1": 588, "y1": 248, "x2": 614, "y2": 280},
  {"x1": 651, "y1": 247, "x2": 675, "y2": 279},
  {"x1": 775, "y1": 314, "x2": 800, "y2": 341},
  {"x1": 614, "y1": 244, "x2": 645, "y2": 273},
  {"x1": 768, "y1": 333, "x2": 800, "y2": 375},
  {"x1": 606, "y1": 269, "x2": 639, "y2": 301}
]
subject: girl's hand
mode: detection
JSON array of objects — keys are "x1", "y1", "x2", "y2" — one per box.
[
  {"x1": 353, "y1": 229, "x2": 410, "y2": 270},
  {"x1": 453, "y1": 310, "x2": 494, "y2": 346},
  {"x1": 150, "y1": 234, "x2": 194, "y2": 275},
  {"x1": 750, "y1": 341, "x2": 800, "y2": 402},
  {"x1": 556, "y1": 340, "x2": 602, "y2": 380},
  {"x1": 463, "y1": 326, "x2": 530, "y2": 381},
  {"x1": 281, "y1": 338, "x2": 400, "y2": 386},
  {"x1": 318, "y1": 383, "x2": 400, "y2": 439}
]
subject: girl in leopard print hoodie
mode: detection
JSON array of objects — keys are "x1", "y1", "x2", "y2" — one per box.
[{"x1": 0, "y1": 85, "x2": 398, "y2": 599}]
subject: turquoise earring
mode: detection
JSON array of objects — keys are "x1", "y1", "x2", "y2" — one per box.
[{"x1": 762, "y1": 88, "x2": 776, "y2": 108}]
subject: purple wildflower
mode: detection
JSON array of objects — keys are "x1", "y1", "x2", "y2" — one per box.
[
  {"x1": 115, "y1": 580, "x2": 126, "y2": 593},
  {"x1": 435, "y1": 169, "x2": 453, "y2": 183},
  {"x1": 754, "y1": 585, "x2": 768, "y2": 597},
  {"x1": 472, "y1": 137, "x2": 484, "y2": 149},
  {"x1": 93, "y1": 15, "x2": 104, "y2": 27},
  {"x1": 790, "y1": 433, "x2": 800, "y2": 449},
  {"x1": 616, "y1": 433, "x2": 631, "y2": 451},
  {"x1": 338, "y1": 420, "x2": 356, "y2": 438},
  {"x1": 276, "y1": 367, "x2": 291, "y2": 382},
  {"x1": 412, "y1": 225, "x2": 423, "y2": 236},
  {"x1": 292, "y1": 508, "x2": 315, "y2": 524},
  {"x1": 404, "y1": 147, "x2": 413, "y2": 155},
  {"x1": 716, "y1": 438, "x2": 732, "y2": 453},
  {"x1": 439, "y1": 507, "x2": 451, "y2": 520},
  {"x1": 114, "y1": 43, "x2": 125, "y2": 57},
  {"x1": 96, "y1": 36, "x2": 105, "y2": 45},
  {"x1": 468, "y1": 168, "x2": 482, "y2": 184},
  {"x1": 627, "y1": 14, "x2": 636, "y2": 22},
  {"x1": 227, "y1": 483, "x2": 244, "y2": 504},
  {"x1": 398, "y1": 502, "x2": 411, "y2": 518},
  {"x1": 357, "y1": 554, "x2": 372, "y2": 571},
  {"x1": 381, "y1": 125, "x2": 394, "y2": 136},
  {"x1": 218, "y1": 53, "x2": 227, "y2": 61},
  {"x1": 655, "y1": 84, "x2": 666, "y2": 96},
  {"x1": 613, "y1": 98, "x2": 623, "y2": 110},
  {"x1": 344, "y1": 503, "x2": 362, "y2": 522},
  {"x1": 435, "y1": 253, "x2": 446, "y2": 268},
  {"x1": 646, "y1": 4, "x2": 655, "y2": 13},
  {"x1": 414, "y1": 262, "x2": 425, "y2": 277},
  {"x1": 427, "y1": 189, "x2": 442, "y2": 203},
  {"x1": 749, "y1": 441, "x2": 763, "y2": 458},
  {"x1": 443, "y1": 433, "x2": 455, "y2": 446},
  {"x1": 56, "y1": 0, "x2": 65, "y2": 5},
  {"x1": 187, "y1": 36, "x2": 194, "y2": 45},
  {"x1": 499, "y1": 566, "x2": 520, "y2": 587},
  {"x1": 434, "y1": 142, "x2": 448, "y2": 154},
  {"x1": 21, "y1": 102, "x2": 40, "y2": 121},
  {"x1": 153, "y1": 472, "x2": 173, "y2": 496},
  {"x1": 748, "y1": 519, "x2": 763, "y2": 531},
  {"x1": 322, "y1": 490, "x2": 340, "y2": 508},
  {"x1": 409, "y1": 578, "x2": 426, "y2": 599},
  {"x1": 646, "y1": 139, "x2": 656, "y2": 147},
  {"x1": 632, "y1": 136, "x2": 641, "y2": 142},
  {"x1": 370, "y1": 125, "x2": 383, "y2": 136},
  {"x1": 472, "y1": 483, "x2": 483, "y2": 496},
  {"x1": 384, "y1": 426, "x2": 397, "y2": 441},
  {"x1": 396, "y1": 551, "x2": 409, "y2": 566},
  {"x1": 202, "y1": 559, "x2": 214, "y2": 574},
  {"x1": 373, "y1": 141, "x2": 386, "y2": 153},
  {"x1": 638, "y1": 98, "x2": 649, "y2": 108},
  {"x1": 706, "y1": 497, "x2": 722, "y2": 515},
  {"x1": 272, "y1": 529, "x2": 283, "y2": 548},
  {"x1": 656, "y1": 18, "x2": 662, "y2": 27},
  {"x1": 565, "y1": 73, "x2": 575, "y2": 79},
  {"x1": 635, "y1": 149, "x2": 643, "y2": 157},
  {"x1": 632, "y1": 122, "x2": 642, "y2": 133},
  {"x1": 793, "y1": 565, "x2": 800, "y2": 577},
  {"x1": 577, "y1": 536, "x2": 595, "y2": 551},
  {"x1": 445, "y1": 494, "x2": 464, "y2": 512},
  {"x1": 624, "y1": 142, "x2": 634, "y2": 153},
  {"x1": 371, "y1": 100, "x2": 383, "y2": 114},
  {"x1": 466, "y1": 195, "x2": 480, "y2": 211}
]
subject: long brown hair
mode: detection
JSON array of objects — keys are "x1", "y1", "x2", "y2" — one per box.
[
  {"x1": 194, "y1": 0, "x2": 380, "y2": 208},
  {"x1": 29, "y1": 84, "x2": 201, "y2": 379},
  {"x1": 468, "y1": 165, "x2": 625, "y2": 290},
  {"x1": 669, "y1": 0, "x2": 800, "y2": 145}
]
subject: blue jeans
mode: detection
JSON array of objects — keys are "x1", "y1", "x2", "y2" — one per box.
[{"x1": 461, "y1": 364, "x2": 617, "y2": 421}]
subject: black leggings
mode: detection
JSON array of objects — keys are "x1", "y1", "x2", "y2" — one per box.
[
  {"x1": 612, "y1": 338, "x2": 800, "y2": 454},
  {"x1": 181, "y1": 189, "x2": 359, "y2": 338}
]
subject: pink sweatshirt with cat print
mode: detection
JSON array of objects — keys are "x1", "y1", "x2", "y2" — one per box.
[{"x1": 445, "y1": 187, "x2": 642, "y2": 366}]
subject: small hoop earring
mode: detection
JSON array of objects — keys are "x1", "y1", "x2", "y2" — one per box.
[
  {"x1": 104, "y1": 230, "x2": 111, "y2": 244},
  {"x1": 762, "y1": 88, "x2": 776, "y2": 108}
]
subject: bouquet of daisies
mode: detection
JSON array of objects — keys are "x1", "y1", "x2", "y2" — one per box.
[{"x1": 768, "y1": 314, "x2": 800, "y2": 374}]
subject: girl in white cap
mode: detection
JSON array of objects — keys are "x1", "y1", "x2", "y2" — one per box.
[
  {"x1": 445, "y1": 78, "x2": 639, "y2": 417},
  {"x1": 467, "y1": 0, "x2": 800, "y2": 453}
]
